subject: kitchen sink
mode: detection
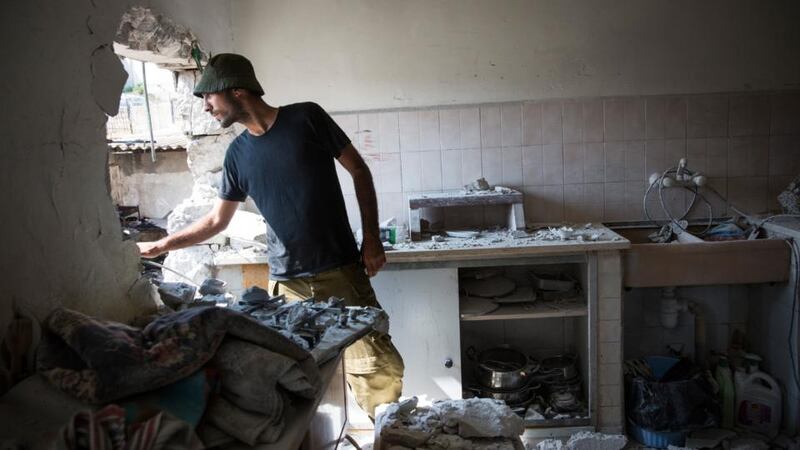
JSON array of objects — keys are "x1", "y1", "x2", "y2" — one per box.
[{"x1": 609, "y1": 223, "x2": 790, "y2": 288}]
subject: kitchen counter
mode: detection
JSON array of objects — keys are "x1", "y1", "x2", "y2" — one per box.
[{"x1": 385, "y1": 225, "x2": 630, "y2": 266}]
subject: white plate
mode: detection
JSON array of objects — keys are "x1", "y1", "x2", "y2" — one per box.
[
  {"x1": 461, "y1": 276, "x2": 517, "y2": 298},
  {"x1": 460, "y1": 296, "x2": 499, "y2": 317},
  {"x1": 493, "y1": 286, "x2": 536, "y2": 304},
  {"x1": 446, "y1": 230, "x2": 481, "y2": 239}
]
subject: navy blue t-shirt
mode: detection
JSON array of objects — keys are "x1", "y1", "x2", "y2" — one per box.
[{"x1": 219, "y1": 102, "x2": 360, "y2": 280}]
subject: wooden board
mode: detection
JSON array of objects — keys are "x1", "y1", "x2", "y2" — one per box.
[{"x1": 242, "y1": 264, "x2": 270, "y2": 290}]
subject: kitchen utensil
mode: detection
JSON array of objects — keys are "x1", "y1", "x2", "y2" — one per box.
[
  {"x1": 467, "y1": 382, "x2": 541, "y2": 405},
  {"x1": 446, "y1": 230, "x2": 481, "y2": 239},
  {"x1": 540, "y1": 354, "x2": 578, "y2": 380},
  {"x1": 468, "y1": 345, "x2": 540, "y2": 390}
]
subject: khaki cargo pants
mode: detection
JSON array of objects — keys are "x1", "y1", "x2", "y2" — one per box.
[{"x1": 269, "y1": 263, "x2": 404, "y2": 418}]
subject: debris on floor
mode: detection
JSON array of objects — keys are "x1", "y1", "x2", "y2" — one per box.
[
  {"x1": 531, "y1": 432, "x2": 626, "y2": 450},
  {"x1": 565, "y1": 431, "x2": 626, "y2": 450},
  {"x1": 375, "y1": 397, "x2": 525, "y2": 450}
]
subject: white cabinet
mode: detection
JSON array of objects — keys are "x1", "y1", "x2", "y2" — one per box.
[
  {"x1": 371, "y1": 267, "x2": 463, "y2": 401},
  {"x1": 367, "y1": 252, "x2": 608, "y2": 434}
]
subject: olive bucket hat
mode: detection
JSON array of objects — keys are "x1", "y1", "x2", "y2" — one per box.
[{"x1": 193, "y1": 53, "x2": 264, "y2": 98}]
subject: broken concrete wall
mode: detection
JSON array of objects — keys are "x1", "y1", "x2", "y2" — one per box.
[
  {"x1": 0, "y1": 0, "x2": 159, "y2": 330},
  {"x1": 0, "y1": 0, "x2": 234, "y2": 334}
]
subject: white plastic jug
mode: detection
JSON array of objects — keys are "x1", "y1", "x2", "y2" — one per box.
[{"x1": 736, "y1": 371, "x2": 782, "y2": 437}]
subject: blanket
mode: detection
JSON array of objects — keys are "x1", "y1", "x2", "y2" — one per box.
[{"x1": 37, "y1": 307, "x2": 320, "y2": 405}]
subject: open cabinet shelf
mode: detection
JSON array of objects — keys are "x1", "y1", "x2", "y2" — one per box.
[{"x1": 460, "y1": 298, "x2": 587, "y2": 321}]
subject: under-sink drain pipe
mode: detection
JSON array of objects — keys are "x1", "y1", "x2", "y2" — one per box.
[{"x1": 660, "y1": 287, "x2": 708, "y2": 367}]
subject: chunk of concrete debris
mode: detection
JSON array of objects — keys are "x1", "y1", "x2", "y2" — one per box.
[
  {"x1": 432, "y1": 235, "x2": 446, "y2": 243},
  {"x1": 465, "y1": 177, "x2": 492, "y2": 191},
  {"x1": 199, "y1": 278, "x2": 227, "y2": 295},
  {"x1": 375, "y1": 397, "x2": 524, "y2": 450},
  {"x1": 241, "y1": 286, "x2": 271, "y2": 303},
  {"x1": 565, "y1": 431, "x2": 626, "y2": 450},
  {"x1": 535, "y1": 439, "x2": 564, "y2": 450},
  {"x1": 434, "y1": 398, "x2": 524, "y2": 439},
  {"x1": 156, "y1": 282, "x2": 196, "y2": 309}
]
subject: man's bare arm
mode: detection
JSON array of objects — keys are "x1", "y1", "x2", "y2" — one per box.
[
  {"x1": 337, "y1": 143, "x2": 385, "y2": 276},
  {"x1": 137, "y1": 199, "x2": 239, "y2": 258}
]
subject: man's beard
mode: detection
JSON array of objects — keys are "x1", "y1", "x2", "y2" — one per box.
[{"x1": 218, "y1": 91, "x2": 248, "y2": 128}]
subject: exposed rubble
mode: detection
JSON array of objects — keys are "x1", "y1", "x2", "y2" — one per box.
[
  {"x1": 163, "y1": 130, "x2": 240, "y2": 284},
  {"x1": 375, "y1": 397, "x2": 524, "y2": 450},
  {"x1": 564, "y1": 432, "x2": 626, "y2": 450},
  {"x1": 115, "y1": 6, "x2": 199, "y2": 62},
  {"x1": 392, "y1": 224, "x2": 617, "y2": 252}
]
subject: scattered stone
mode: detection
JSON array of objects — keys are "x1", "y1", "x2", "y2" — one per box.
[
  {"x1": 565, "y1": 431, "x2": 626, "y2": 450},
  {"x1": 509, "y1": 230, "x2": 528, "y2": 239},
  {"x1": 464, "y1": 177, "x2": 492, "y2": 192},
  {"x1": 199, "y1": 278, "x2": 227, "y2": 295},
  {"x1": 241, "y1": 286, "x2": 271, "y2": 303},
  {"x1": 435, "y1": 398, "x2": 523, "y2": 439},
  {"x1": 375, "y1": 397, "x2": 524, "y2": 450},
  {"x1": 156, "y1": 281, "x2": 196, "y2": 309},
  {"x1": 535, "y1": 439, "x2": 564, "y2": 450},
  {"x1": 432, "y1": 235, "x2": 446, "y2": 243}
]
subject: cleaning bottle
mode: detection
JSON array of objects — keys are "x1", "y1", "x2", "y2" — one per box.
[
  {"x1": 715, "y1": 356, "x2": 735, "y2": 429},
  {"x1": 736, "y1": 371, "x2": 782, "y2": 438},
  {"x1": 733, "y1": 366, "x2": 747, "y2": 420}
]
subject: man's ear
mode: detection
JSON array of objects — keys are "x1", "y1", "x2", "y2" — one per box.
[{"x1": 232, "y1": 88, "x2": 245, "y2": 98}]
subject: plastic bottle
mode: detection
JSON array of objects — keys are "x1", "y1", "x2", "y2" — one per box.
[
  {"x1": 734, "y1": 366, "x2": 747, "y2": 419},
  {"x1": 715, "y1": 357, "x2": 735, "y2": 429},
  {"x1": 736, "y1": 371, "x2": 782, "y2": 438}
]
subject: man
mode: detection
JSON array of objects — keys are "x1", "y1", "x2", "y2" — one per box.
[{"x1": 137, "y1": 53, "x2": 404, "y2": 418}]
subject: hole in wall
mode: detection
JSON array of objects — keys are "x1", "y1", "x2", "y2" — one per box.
[{"x1": 100, "y1": 6, "x2": 208, "y2": 282}]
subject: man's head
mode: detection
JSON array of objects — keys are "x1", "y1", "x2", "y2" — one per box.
[{"x1": 193, "y1": 53, "x2": 264, "y2": 127}]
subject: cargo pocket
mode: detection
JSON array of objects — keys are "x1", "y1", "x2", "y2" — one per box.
[{"x1": 344, "y1": 333, "x2": 387, "y2": 374}]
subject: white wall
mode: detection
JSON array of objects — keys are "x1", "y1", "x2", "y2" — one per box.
[
  {"x1": 232, "y1": 0, "x2": 800, "y2": 111},
  {"x1": 109, "y1": 151, "x2": 193, "y2": 219}
]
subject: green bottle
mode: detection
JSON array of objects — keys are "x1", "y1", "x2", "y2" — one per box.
[{"x1": 715, "y1": 356, "x2": 735, "y2": 429}]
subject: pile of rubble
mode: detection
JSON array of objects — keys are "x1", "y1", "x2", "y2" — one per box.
[{"x1": 375, "y1": 397, "x2": 525, "y2": 450}]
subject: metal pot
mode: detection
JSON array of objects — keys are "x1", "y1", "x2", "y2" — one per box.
[
  {"x1": 467, "y1": 382, "x2": 541, "y2": 405},
  {"x1": 468, "y1": 345, "x2": 540, "y2": 390}
]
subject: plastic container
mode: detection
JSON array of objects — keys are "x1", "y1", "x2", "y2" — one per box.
[
  {"x1": 736, "y1": 371, "x2": 782, "y2": 437},
  {"x1": 628, "y1": 420, "x2": 687, "y2": 449},
  {"x1": 715, "y1": 357, "x2": 735, "y2": 429}
]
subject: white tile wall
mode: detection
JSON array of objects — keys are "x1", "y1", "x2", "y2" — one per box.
[{"x1": 332, "y1": 91, "x2": 800, "y2": 229}]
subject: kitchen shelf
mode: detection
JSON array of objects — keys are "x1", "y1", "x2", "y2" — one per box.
[{"x1": 460, "y1": 298, "x2": 587, "y2": 321}]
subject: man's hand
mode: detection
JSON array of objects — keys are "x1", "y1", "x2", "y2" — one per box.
[
  {"x1": 361, "y1": 235, "x2": 386, "y2": 277},
  {"x1": 137, "y1": 240, "x2": 166, "y2": 259}
]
